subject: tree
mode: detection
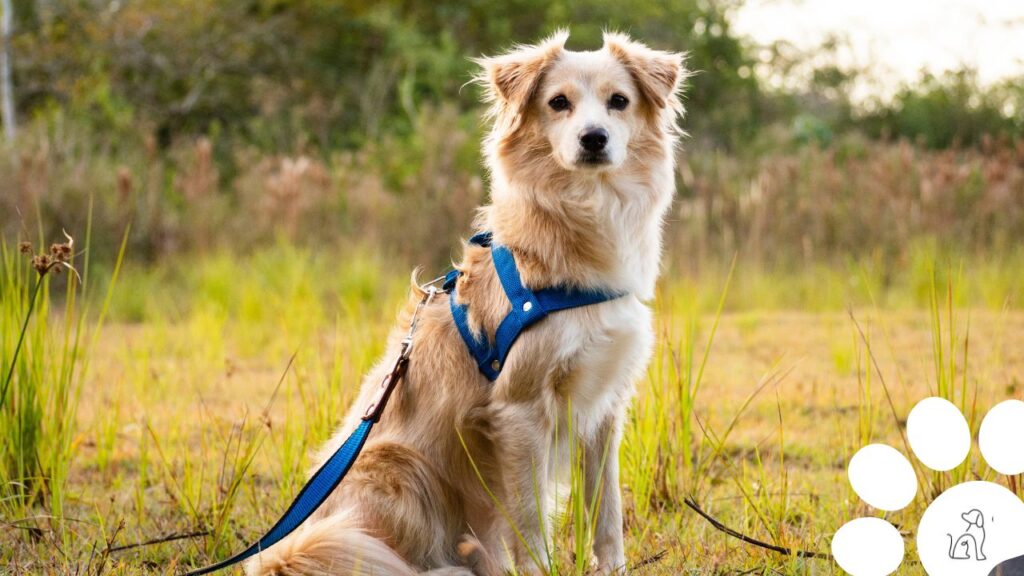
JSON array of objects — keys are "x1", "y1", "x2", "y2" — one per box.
[{"x1": 0, "y1": 0, "x2": 14, "y2": 143}]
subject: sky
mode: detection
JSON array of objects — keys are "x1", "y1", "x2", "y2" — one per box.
[{"x1": 733, "y1": 0, "x2": 1024, "y2": 98}]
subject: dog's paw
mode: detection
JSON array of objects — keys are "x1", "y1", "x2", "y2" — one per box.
[
  {"x1": 831, "y1": 398, "x2": 1024, "y2": 576},
  {"x1": 456, "y1": 533, "x2": 500, "y2": 576},
  {"x1": 590, "y1": 560, "x2": 626, "y2": 576},
  {"x1": 588, "y1": 548, "x2": 625, "y2": 576}
]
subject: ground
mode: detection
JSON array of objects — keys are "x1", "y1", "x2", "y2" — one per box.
[{"x1": 6, "y1": 267, "x2": 1021, "y2": 575}]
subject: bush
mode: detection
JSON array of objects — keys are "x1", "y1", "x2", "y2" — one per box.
[
  {"x1": 861, "y1": 70, "x2": 1023, "y2": 148},
  {"x1": 7, "y1": 0, "x2": 766, "y2": 151}
]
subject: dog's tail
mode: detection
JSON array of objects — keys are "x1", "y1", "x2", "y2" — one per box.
[{"x1": 244, "y1": 512, "x2": 416, "y2": 576}]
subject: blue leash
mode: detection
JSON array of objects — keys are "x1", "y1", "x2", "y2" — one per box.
[
  {"x1": 183, "y1": 288, "x2": 437, "y2": 575},
  {"x1": 184, "y1": 231, "x2": 623, "y2": 574},
  {"x1": 184, "y1": 419, "x2": 375, "y2": 575}
]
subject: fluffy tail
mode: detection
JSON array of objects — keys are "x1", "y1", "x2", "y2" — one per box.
[{"x1": 244, "y1": 513, "x2": 415, "y2": 576}]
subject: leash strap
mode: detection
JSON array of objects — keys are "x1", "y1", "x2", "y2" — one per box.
[
  {"x1": 184, "y1": 419, "x2": 374, "y2": 575},
  {"x1": 184, "y1": 287, "x2": 438, "y2": 575},
  {"x1": 446, "y1": 231, "x2": 625, "y2": 381}
]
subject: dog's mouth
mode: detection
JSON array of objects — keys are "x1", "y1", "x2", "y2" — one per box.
[{"x1": 576, "y1": 152, "x2": 611, "y2": 167}]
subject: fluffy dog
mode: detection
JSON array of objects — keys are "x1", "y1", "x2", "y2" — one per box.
[{"x1": 246, "y1": 30, "x2": 685, "y2": 576}]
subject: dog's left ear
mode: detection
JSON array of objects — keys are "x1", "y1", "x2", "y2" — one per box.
[
  {"x1": 603, "y1": 32, "x2": 686, "y2": 110},
  {"x1": 476, "y1": 30, "x2": 568, "y2": 118}
]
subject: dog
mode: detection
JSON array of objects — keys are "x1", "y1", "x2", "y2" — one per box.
[
  {"x1": 245, "y1": 30, "x2": 685, "y2": 576},
  {"x1": 948, "y1": 509, "x2": 987, "y2": 561}
]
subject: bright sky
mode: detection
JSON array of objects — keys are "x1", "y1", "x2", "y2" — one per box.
[{"x1": 733, "y1": 0, "x2": 1024, "y2": 98}]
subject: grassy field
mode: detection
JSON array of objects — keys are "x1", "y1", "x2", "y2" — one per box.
[
  {"x1": 2, "y1": 2, "x2": 1022, "y2": 572},
  {"x1": 3, "y1": 241, "x2": 1023, "y2": 574}
]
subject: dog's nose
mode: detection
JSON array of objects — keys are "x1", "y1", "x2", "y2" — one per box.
[{"x1": 580, "y1": 128, "x2": 609, "y2": 153}]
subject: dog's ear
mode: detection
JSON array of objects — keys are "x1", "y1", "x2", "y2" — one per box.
[
  {"x1": 962, "y1": 509, "x2": 983, "y2": 526},
  {"x1": 603, "y1": 32, "x2": 686, "y2": 111},
  {"x1": 475, "y1": 30, "x2": 568, "y2": 118}
]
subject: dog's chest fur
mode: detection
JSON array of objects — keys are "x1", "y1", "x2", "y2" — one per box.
[{"x1": 545, "y1": 296, "x2": 652, "y2": 434}]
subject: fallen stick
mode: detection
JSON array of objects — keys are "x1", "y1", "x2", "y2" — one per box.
[
  {"x1": 629, "y1": 549, "x2": 668, "y2": 571},
  {"x1": 108, "y1": 530, "x2": 210, "y2": 553},
  {"x1": 684, "y1": 497, "x2": 832, "y2": 560}
]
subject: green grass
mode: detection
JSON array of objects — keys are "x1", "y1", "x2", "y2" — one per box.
[
  {"x1": 1, "y1": 241, "x2": 1023, "y2": 573},
  {"x1": 0, "y1": 227, "x2": 127, "y2": 553}
]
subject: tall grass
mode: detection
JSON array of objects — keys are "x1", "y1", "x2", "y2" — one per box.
[
  {"x1": 842, "y1": 259, "x2": 1023, "y2": 560},
  {"x1": 0, "y1": 227, "x2": 127, "y2": 544}
]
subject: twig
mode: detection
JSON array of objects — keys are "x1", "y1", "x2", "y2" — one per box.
[
  {"x1": 261, "y1": 349, "x2": 298, "y2": 422},
  {"x1": 92, "y1": 520, "x2": 125, "y2": 575},
  {"x1": 684, "y1": 497, "x2": 831, "y2": 560},
  {"x1": 107, "y1": 530, "x2": 210, "y2": 553},
  {"x1": 629, "y1": 549, "x2": 668, "y2": 571}
]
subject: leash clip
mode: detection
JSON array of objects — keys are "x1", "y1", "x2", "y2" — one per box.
[{"x1": 362, "y1": 286, "x2": 437, "y2": 422}]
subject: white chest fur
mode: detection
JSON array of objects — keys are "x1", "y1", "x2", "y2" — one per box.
[{"x1": 551, "y1": 295, "x2": 653, "y2": 437}]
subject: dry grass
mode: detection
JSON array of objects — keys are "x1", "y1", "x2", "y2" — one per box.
[{"x1": 2, "y1": 244, "x2": 1022, "y2": 574}]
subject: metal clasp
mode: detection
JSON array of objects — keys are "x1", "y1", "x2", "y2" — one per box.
[{"x1": 361, "y1": 286, "x2": 437, "y2": 421}]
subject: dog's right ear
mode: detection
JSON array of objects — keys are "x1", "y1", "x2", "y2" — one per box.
[{"x1": 475, "y1": 30, "x2": 568, "y2": 119}]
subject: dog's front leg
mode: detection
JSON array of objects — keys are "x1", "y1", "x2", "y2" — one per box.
[
  {"x1": 490, "y1": 398, "x2": 552, "y2": 574},
  {"x1": 585, "y1": 409, "x2": 626, "y2": 575}
]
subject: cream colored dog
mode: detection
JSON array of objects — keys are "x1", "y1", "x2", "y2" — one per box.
[{"x1": 246, "y1": 30, "x2": 685, "y2": 576}]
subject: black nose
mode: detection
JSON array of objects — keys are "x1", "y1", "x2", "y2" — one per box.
[{"x1": 580, "y1": 128, "x2": 609, "y2": 153}]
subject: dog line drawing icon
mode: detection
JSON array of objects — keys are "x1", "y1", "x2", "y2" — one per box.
[{"x1": 947, "y1": 509, "x2": 987, "y2": 561}]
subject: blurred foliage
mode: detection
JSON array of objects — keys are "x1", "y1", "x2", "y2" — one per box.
[
  {"x1": 2, "y1": 0, "x2": 1023, "y2": 269},
  {"x1": 7, "y1": 0, "x2": 764, "y2": 151},
  {"x1": 860, "y1": 70, "x2": 1024, "y2": 149},
  {"x1": 6, "y1": 1, "x2": 1021, "y2": 152}
]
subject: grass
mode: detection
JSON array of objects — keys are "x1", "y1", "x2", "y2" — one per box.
[
  {"x1": 0, "y1": 226, "x2": 126, "y2": 535},
  {"x1": 1, "y1": 240, "x2": 1024, "y2": 574}
]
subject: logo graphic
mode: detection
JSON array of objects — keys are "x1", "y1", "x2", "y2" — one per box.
[
  {"x1": 831, "y1": 398, "x2": 1024, "y2": 576},
  {"x1": 947, "y1": 509, "x2": 986, "y2": 561}
]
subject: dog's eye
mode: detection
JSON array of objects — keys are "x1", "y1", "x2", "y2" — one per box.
[
  {"x1": 548, "y1": 95, "x2": 571, "y2": 112},
  {"x1": 608, "y1": 93, "x2": 629, "y2": 111}
]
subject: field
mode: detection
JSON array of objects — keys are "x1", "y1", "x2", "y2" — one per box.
[
  {"x1": 3, "y1": 242, "x2": 1023, "y2": 575},
  {"x1": 2, "y1": 3, "x2": 1024, "y2": 573}
]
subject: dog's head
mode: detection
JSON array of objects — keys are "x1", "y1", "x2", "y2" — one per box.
[
  {"x1": 476, "y1": 31, "x2": 686, "y2": 175},
  {"x1": 962, "y1": 509, "x2": 984, "y2": 528}
]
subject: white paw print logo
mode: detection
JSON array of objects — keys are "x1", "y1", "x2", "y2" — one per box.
[{"x1": 832, "y1": 398, "x2": 1024, "y2": 576}]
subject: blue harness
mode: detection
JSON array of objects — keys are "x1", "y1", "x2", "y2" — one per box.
[
  {"x1": 444, "y1": 231, "x2": 625, "y2": 381},
  {"x1": 183, "y1": 231, "x2": 623, "y2": 574}
]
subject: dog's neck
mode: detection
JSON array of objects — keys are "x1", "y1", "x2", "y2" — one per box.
[{"x1": 481, "y1": 155, "x2": 674, "y2": 301}]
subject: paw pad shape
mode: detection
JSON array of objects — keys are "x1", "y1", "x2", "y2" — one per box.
[{"x1": 832, "y1": 398, "x2": 1024, "y2": 576}]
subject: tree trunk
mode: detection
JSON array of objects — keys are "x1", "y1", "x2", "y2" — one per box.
[{"x1": 0, "y1": 0, "x2": 15, "y2": 143}]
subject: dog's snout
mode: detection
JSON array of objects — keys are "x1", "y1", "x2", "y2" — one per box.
[{"x1": 580, "y1": 128, "x2": 609, "y2": 153}]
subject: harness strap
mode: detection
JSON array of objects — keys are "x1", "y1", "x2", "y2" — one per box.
[{"x1": 446, "y1": 231, "x2": 625, "y2": 381}]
